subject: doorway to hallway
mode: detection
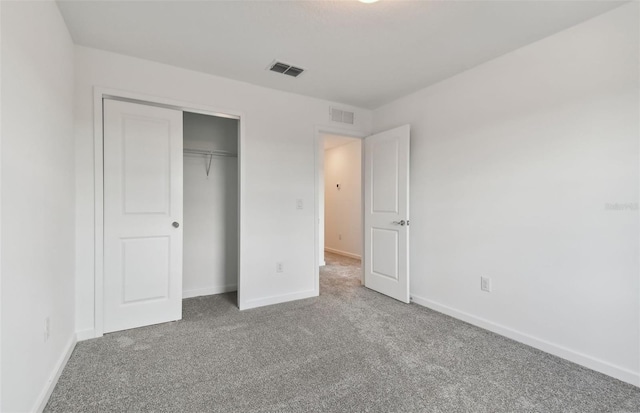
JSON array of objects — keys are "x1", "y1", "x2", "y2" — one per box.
[
  {"x1": 322, "y1": 134, "x2": 363, "y2": 266},
  {"x1": 320, "y1": 252, "x2": 362, "y2": 295},
  {"x1": 314, "y1": 125, "x2": 411, "y2": 303}
]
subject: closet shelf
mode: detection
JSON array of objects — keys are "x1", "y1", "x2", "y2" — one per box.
[
  {"x1": 183, "y1": 148, "x2": 237, "y2": 157},
  {"x1": 183, "y1": 148, "x2": 237, "y2": 176}
]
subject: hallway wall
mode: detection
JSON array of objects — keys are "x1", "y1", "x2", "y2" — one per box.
[{"x1": 324, "y1": 140, "x2": 362, "y2": 259}]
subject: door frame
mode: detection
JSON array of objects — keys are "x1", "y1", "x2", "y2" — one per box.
[
  {"x1": 93, "y1": 86, "x2": 245, "y2": 337},
  {"x1": 314, "y1": 126, "x2": 367, "y2": 293}
]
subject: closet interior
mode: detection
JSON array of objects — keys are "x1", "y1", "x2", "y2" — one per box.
[{"x1": 183, "y1": 111, "x2": 239, "y2": 298}]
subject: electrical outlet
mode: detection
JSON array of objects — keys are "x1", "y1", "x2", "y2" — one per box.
[
  {"x1": 296, "y1": 199, "x2": 304, "y2": 210},
  {"x1": 339, "y1": 234, "x2": 342, "y2": 240},
  {"x1": 44, "y1": 317, "x2": 50, "y2": 342},
  {"x1": 481, "y1": 277, "x2": 492, "y2": 293},
  {"x1": 276, "y1": 262, "x2": 284, "y2": 273}
]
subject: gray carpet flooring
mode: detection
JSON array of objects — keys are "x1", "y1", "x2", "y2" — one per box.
[{"x1": 46, "y1": 252, "x2": 640, "y2": 412}]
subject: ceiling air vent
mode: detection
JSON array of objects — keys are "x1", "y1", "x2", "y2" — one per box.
[
  {"x1": 330, "y1": 107, "x2": 355, "y2": 125},
  {"x1": 268, "y1": 61, "x2": 305, "y2": 78}
]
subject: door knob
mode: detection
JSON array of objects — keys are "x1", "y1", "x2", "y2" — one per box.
[
  {"x1": 392, "y1": 220, "x2": 406, "y2": 226},
  {"x1": 172, "y1": 222, "x2": 180, "y2": 228}
]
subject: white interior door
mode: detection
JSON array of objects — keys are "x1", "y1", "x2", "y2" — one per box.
[
  {"x1": 103, "y1": 99, "x2": 183, "y2": 333},
  {"x1": 364, "y1": 124, "x2": 410, "y2": 303}
]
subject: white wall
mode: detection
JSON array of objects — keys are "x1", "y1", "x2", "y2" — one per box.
[
  {"x1": 74, "y1": 46, "x2": 373, "y2": 333},
  {"x1": 183, "y1": 113, "x2": 238, "y2": 298},
  {"x1": 1, "y1": 1, "x2": 76, "y2": 411},
  {"x1": 324, "y1": 140, "x2": 362, "y2": 258},
  {"x1": 374, "y1": 3, "x2": 639, "y2": 385}
]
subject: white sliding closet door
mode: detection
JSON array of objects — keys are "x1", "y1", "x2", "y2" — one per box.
[{"x1": 103, "y1": 99, "x2": 184, "y2": 333}]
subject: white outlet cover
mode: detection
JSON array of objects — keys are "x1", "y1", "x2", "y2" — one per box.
[
  {"x1": 481, "y1": 277, "x2": 492, "y2": 292},
  {"x1": 296, "y1": 199, "x2": 303, "y2": 210}
]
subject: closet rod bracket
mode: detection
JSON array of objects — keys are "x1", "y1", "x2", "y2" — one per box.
[{"x1": 206, "y1": 153, "x2": 213, "y2": 177}]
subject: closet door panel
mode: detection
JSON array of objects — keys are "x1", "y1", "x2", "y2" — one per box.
[
  {"x1": 121, "y1": 115, "x2": 171, "y2": 214},
  {"x1": 103, "y1": 99, "x2": 183, "y2": 333}
]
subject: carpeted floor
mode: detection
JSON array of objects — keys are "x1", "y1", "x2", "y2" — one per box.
[{"x1": 46, "y1": 252, "x2": 640, "y2": 412}]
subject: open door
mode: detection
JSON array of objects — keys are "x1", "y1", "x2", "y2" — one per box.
[
  {"x1": 364, "y1": 124, "x2": 410, "y2": 303},
  {"x1": 103, "y1": 99, "x2": 184, "y2": 333}
]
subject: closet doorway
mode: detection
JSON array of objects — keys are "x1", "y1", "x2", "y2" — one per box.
[
  {"x1": 183, "y1": 112, "x2": 239, "y2": 300},
  {"x1": 100, "y1": 93, "x2": 241, "y2": 334}
]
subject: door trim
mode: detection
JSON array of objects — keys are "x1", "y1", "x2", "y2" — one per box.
[
  {"x1": 314, "y1": 126, "x2": 368, "y2": 294},
  {"x1": 93, "y1": 86, "x2": 246, "y2": 337}
]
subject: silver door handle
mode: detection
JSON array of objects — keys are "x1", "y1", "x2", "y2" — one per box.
[
  {"x1": 172, "y1": 222, "x2": 180, "y2": 228},
  {"x1": 392, "y1": 220, "x2": 406, "y2": 226}
]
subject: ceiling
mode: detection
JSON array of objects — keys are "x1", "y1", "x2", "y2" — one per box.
[
  {"x1": 57, "y1": 0, "x2": 624, "y2": 109},
  {"x1": 324, "y1": 134, "x2": 359, "y2": 150}
]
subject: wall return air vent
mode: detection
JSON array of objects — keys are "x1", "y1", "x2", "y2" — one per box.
[
  {"x1": 268, "y1": 61, "x2": 304, "y2": 77},
  {"x1": 330, "y1": 107, "x2": 355, "y2": 125}
]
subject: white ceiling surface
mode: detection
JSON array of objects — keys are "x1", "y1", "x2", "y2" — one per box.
[
  {"x1": 57, "y1": 0, "x2": 624, "y2": 109},
  {"x1": 324, "y1": 134, "x2": 359, "y2": 150}
]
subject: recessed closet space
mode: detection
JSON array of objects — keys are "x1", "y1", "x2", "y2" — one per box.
[{"x1": 183, "y1": 111, "x2": 239, "y2": 299}]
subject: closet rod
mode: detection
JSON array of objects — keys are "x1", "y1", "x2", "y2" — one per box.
[
  {"x1": 183, "y1": 148, "x2": 237, "y2": 157},
  {"x1": 183, "y1": 148, "x2": 237, "y2": 176}
]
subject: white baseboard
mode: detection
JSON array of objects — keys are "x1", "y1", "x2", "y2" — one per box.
[
  {"x1": 34, "y1": 334, "x2": 77, "y2": 412},
  {"x1": 183, "y1": 285, "x2": 237, "y2": 299},
  {"x1": 324, "y1": 247, "x2": 361, "y2": 260},
  {"x1": 76, "y1": 328, "x2": 98, "y2": 341},
  {"x1": 241, "y1": 289, "x2": 318, "y2": 310},
  {"x1": 410, "y1": 295, "x2": 640, "y2": 387}
]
